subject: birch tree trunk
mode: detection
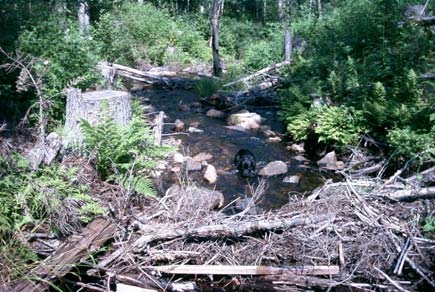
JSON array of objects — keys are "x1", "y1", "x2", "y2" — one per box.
[
  {"x1": 282, "y1": 0, "x2": 292, "y2": 61},
  {"x1": 278, "y1": 0, "x2": 283, "y2": 21},
  {"x1": 263, "y1": 0, "x2": 267, "y2": 24},
  {"x1": 138, "y1": 0, "x2": 144, "y2": 4},
  {"x1": 317, "y1": 0, "x2": 322, "y2": 18},
  {"x1": 78, "y1": 0, "x2": 90, "y2": 37},
  {"x1": 200, "y1": 0, "x2": 206, "y2": 14},
  {"x1": 309, "y1": 0, "x2": 313, "y2": 19},
  {"x1": 211, "y1": 0, "x2": 223, "y2": 77}
]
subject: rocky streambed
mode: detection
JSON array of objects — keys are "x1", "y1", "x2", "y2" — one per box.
[{"x1": 134, "y1": 87, "x2": 337, "y2": 210}]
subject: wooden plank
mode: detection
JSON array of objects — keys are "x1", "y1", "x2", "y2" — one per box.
[
  {"x1": 147, "y1": 265, "x2": 340, "y2": 276},
  {"x1": 8, "y1": 218, "x2": 117, "y2": 291}
]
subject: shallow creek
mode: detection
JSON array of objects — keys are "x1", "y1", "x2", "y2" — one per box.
[{"x1": 135, "y1": 88, "x2": 332, "y2": 210}]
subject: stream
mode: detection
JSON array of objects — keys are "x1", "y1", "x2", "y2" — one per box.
[{"x1": 134, "y1": 87, "x2": 332, "y2": 210}]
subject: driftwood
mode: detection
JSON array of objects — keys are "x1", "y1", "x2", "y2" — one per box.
[
  {"x1": 223, "y1": 60, "x2": 291, "y2": 88},
  {"x1": 152, "y1": 111, "x2": 165, "y2": 146},
  {"x1": 148, "y1": 264, "x2": 340, "y2": 276},
  {"x1": 8, "y1": 218, "x2": 116, "y2": 292}
]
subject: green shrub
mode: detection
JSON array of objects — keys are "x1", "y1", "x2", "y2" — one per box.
[
  {"x1": 0, "y1": 156, "x2": 103, "y2": 238},
  {"x1": 93, "y1": 3, "x2": 210, "y2": 66},
  {"x1": 423, "y1": 217, "x2": 435, "y2": 233},
  {"x1": 81, "y1": 104, "x2": 174, "y2": 197},
  {"x1": 287, "y1": 106, "x2": 366, "y2": 146},
  {"x1": 387, "y1": 127, "x2": 435, "y2": 162},
  {"x1": 16, "y1": 16, "x2": 102, "y2": 124}
]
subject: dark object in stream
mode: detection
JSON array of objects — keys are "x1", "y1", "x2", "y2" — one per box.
[{"x1": 234, "y1": 149, "x2": 256, "y2": 178}]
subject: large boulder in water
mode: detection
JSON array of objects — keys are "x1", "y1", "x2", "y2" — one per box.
[{"x1": 227, "y1": 110, "x2": 263, "y2": 130}]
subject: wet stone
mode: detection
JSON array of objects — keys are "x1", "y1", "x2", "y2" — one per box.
[{"x1": 258, "y1": 161, "x2": 288, "y2": 176}]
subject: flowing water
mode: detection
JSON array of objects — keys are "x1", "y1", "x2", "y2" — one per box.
[{"x1": 135, "y1": 88, "x2": 332, "y2": 210}]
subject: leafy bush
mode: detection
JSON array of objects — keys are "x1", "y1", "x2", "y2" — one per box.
[
  {"x1": 81, "y1": 105, "x2": 174, "y2": 197},
  {"x1": 287, "y1": 106, "x2": 366, "y2": 146},
  {"x1": 93, "y1": 3, "x2": 210, "y2": 66},
  {"x1": 387, "y1": 127, "x2": 435, "y2": 162},
  {"x1": 0, "y1": 155, "x2": 103, "y2": 238},
  {"x1": 279, "y1": 0, "x2": 434, "y2": 160},
  {"x1": 16, "y1": 16, "x2": 102, "y2": 124}
]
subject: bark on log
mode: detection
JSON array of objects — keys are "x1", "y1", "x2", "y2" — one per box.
[
  {"x1": 64, "y1": 88, "x2": 131, "y2": 147},
  {"x1": 8, "y1": 218, "x2": 116, "y2": 292},
  {"x1": 148, "y1": 265, "x2": 340, "y2": 276},
  {"x1": 223, "y1": 61, "x2": 291, "y2": 88}
]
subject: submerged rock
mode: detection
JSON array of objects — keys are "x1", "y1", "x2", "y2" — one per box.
[
  {"x1": 283, "y1": 175, "x2": 301, "y2": 184},
  {"x1": 258, "y1": 161, "x2": 288, "y2": 176}
]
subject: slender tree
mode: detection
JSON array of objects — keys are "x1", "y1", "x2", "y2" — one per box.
[
  {"x1": 211, "y1": 0, "x2": 223, "y2": 77},
  {"x1": 317, "y1": 0, "x2": 322, "y2": 18},
  {"x1": 78, "y1": 0, "x2": 90, "y2": 37},
  {"x1": 284, "y1": 0, "x2": 292, "y2": 61}
]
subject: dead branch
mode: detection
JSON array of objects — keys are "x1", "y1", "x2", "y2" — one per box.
[
  {"x1": 409, "y1": 15, "x2": 435, "y2": 25},
  {"x1": 132, "y1": 213, "x2": 335, "y2": 251},
  {"x1": 223, "y1": 60, "x2": 291, "y2": 88},
  {"x1": 385, "y1": 186, "x2": 435, "y2": 200},
  {"x1": 148, "y1": 264, "x2": 339, "y2": 276}
]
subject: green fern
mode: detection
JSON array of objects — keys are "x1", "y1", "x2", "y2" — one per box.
[{"x1": 81, "y1": 107, "x2": 174, "y2": 197}]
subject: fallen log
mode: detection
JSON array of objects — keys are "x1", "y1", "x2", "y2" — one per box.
[
  {"x1": 133, "y1": 213, "x2": 335, "y2": 250},
  {"x1": 386, "y1": 186, "x2": 435, "y2": 200},
  {"x1": 148, "y1": 265, "x2": 339, "y2": 276},
  {"x1": 97, "y1": 213, "x2": 335, "y2": 269},
  {"x1": 98, "y1": 62, "x2": 196, "y2": 89},
  {"x1": 8, "y1": 218, "x2": 117, "y2": 292},
  {"x1": 223, "y1": 60, "x2": 291, "y2": 88},
  {"x1": 405, "y1": 166, "x2": 435, "y2": 186}
]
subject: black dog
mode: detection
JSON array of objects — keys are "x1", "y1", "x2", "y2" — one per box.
[{"x1": 234, "y1": 149, "x2": 256, "y2": 178}]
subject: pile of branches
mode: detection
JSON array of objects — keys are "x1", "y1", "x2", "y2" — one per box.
[{"x1": 5, "y1": 160, "x2": 435, "y2": 291}]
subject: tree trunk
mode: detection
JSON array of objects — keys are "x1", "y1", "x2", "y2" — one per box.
[
  {"x1": 278, "y1": 0, "x2": 283, "y2": 21},
  {"x1": 283, "y1": 0, "x2": 292, "y2": 61},
  {"x1": 263, "y1": 0, "x2": 267, "y2": 24},
  {"x1": 138, "y1": 0, "x2": 144, "y2": 4},
  {"x1": 64, "y1": 88, "x2": 131, "y2": 147},
  {"x1": 78, "y1": 0, "x2": 90, "y2": 37},
  {"x1": 309, "y1": 0, "x2": 313, "y2": 19},
  {"x1": 211, "y1": 0, "x2": 223, "y2": 77},
  {"x1": 200, "y1": 0, "x2": 206, "y2": 14},
  {"x1": 317, "y1": 0, "x2": 322, "y2": 18}
]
